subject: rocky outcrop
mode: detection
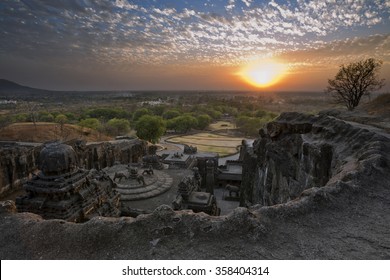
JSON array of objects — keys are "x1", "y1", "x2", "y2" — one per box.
[
  {"x1": 240, "y1": 112, "x2": 389, "y2": 207},
  {"x1": 70, "y1": 139, "x2": 147, "y2": 170},
  {"x1": 16, "y1": 142, "x2": 121, "y2": 222},
  {"x1": 0, "y1": 112, "x2": 389, "y2": 259},
  {"x1": 0, "y1": 139, "x2": 146, "y2": 199},
  {"x1": 0, "y1": 142, "x2": 40, "y2": 198}
]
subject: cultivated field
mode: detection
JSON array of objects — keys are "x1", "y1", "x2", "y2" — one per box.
[
  {"x1": 208, "y1": 121, "x2": 236, "y2": 130},
  {"x1": 168, "y1": 132, "x2": 243, "y2": 156}
]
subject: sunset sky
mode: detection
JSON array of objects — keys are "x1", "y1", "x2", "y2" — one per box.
[{"x1": 0, "y1": 0, "x2": 389, "y2": 91}]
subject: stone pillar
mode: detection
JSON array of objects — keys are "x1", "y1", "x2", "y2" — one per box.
[{"x1": 205, "y1": 159, "x2": 215, "y2": 195}]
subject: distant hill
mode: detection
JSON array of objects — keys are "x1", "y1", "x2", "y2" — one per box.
[{"x1": 0, "y1": 79, "x2": 48, "y2": 94}]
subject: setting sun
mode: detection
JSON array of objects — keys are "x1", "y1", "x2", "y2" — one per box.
[{"x1": 239, "y1": 60, "x2": 288, "y2": 88}]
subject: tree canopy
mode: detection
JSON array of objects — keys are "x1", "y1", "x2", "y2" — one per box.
[
  {"x1": 106, "y1": 118, "x2": 130, "y2": 136},
  {"x1": 196, "y1": 114, "x2": 212, "y2": 130},
  {"x1": 326, "y1": 58, "x2": 385, "y2": 110},
  {"x1": 167, "y1": 114, "x2": 198, "y2": 133},
  {"x1": 79, "y1": 118, "x2": 101, "y2": 131},
  {"x1": 135, "y1": 115, "x2": 166, "y2": 143},
  {"x1": 133, "y1": 108, "x2": 151, "y2": 122}
]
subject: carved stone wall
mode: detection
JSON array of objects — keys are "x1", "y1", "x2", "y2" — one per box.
[
  {"x1": 0, "y1": 143, "x2": 40, "y2": 198},
  {"x1": 241, "y1": 112, "x2": 350, "y2": 207},
  {"x1": 0, "y1": 139, "x2": 147, "y2": 199}
]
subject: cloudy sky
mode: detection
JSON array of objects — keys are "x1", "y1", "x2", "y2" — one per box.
[{"x1": 0, "y1": 0, "x2": 389, "y2": 91}]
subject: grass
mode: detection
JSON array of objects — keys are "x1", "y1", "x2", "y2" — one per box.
[
  {"x1": 209, "y1": 121, "x2": 236, "y2": 130},
  {"x1": 168, "y1": 132, "x2": 243, "y2": 156}
]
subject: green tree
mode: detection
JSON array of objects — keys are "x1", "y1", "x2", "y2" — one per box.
[
  {"x1": 12, "y1": 113, "x2": 28, "y2": 122},
  {"x1": 326, "y1": 58, "x2": 385, "y2": 110},
  {"x1": 150, "y1": 105, "x2": 166, "y2": 116},
  {"x1": 79, "y1": 118, "x2": 102, "y2": 130},
  {"x1": 236, "y1": 116, "x2": 267, "y2": 136},
  {"x1": 205, "y1": 108, "x2": 222, "y2": 119},
  {"x1": 196, "y1": 114, "x2": 212, "y2": 130},
  {"x1": 38, "y1": 111, "x2": 54, "y2": 122},
  {"x1": 55, "y1": 114, "x2": 68, "y2": 138},
  {"x1": 254, "y1": 109, "x2": 267, "y2": 118},
  {"x1": 133, "y1": 108, "x2": 151, "y2": 122},
  {"x1": 85, "y1": 108, "x2": 131, "y2": 121},
  {"x1": 106, "y1": 118, "x2": 130, "y2": 136},
  {"x1": 163, "y1": 109, "x2": 181, "y2": 120},
  {"x1": 168, "y1": 115, "x2": 198, "y2": 133},
  {"x1": 135, "y1": 115, "x2": 166, "y2": 143},
  {"x1": 64, "y1": 112, "x2": 76, "y2": 122},
  {"x1": 55, "y1": 114, "x2": 67, "y2": 124},
  {"x1": 0, "y1": 115, "x2": 11, "y2": 130}
]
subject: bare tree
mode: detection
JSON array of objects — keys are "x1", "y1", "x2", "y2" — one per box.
[{"x1": 326, "y1": 58, "x2": 385, "y2": 110}]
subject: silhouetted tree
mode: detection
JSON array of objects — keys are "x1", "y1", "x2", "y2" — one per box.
[{"x1": 326, "y1": 58, "x2": 385, "y2": 110}]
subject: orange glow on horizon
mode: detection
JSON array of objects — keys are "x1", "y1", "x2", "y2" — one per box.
[{"x1": 238, "y1": 59, "x2": 288, "y2": 88}]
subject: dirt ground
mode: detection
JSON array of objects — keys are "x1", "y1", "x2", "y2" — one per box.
[
  {"x1": 0, "y1": 122, "x2": 112, "y2": 142},
  {"x1": 167, "y1": 133, "x2": 243, "y2": 156}
]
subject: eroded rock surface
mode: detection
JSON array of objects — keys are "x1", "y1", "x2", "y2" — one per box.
[
  {"x1": 0, "y1": 139, "x2": 146, "y2": 199},
  {"x1": 0, "y1": 112, "x2": 389, "y2": 259}
]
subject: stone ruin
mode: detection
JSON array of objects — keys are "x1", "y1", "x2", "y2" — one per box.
[
  {"x1": 142, "y1": 155, "x2": 164, "y2": 170},
  {"x1": 183, "y1": 144, "x2": 197, "y2": 154},
  {"x1": 0, "y1": 111, "x2": 390, "y2": 259},
  {"x1": 15, "y1": 142, "x2": 120, "y2": 222},
  {"x1": 172, "y1": 172, "x2": 220, "y2": 216},
  {"x1": 0, "y1": 139, "x2": 147, "y2": 198}
]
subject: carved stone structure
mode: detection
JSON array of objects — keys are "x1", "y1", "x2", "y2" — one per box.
[
  {"x1": 112, "y1": 165, "x2": 173, "y2": 201},
  {"x1": 1, "y1": 111, "x2": 390, "y2": 259},
  {"x1": 15, "y1": 142, "x2": 120, "y2": 222},
  {"x1": 195, "y1": 156, "x2": 218, "y2": 188},
  {"x1": 192, "y1": 167, "x2": 201, "y2": 186},
  {"x1": 183, "y1": 144, "x2": 197, "y2": 154},
  {"x1": 0, "y1": 139, "x2": 146, "y2": 199},
  {"x1": 240, "y1": 112, "x2": 335, "y2": 207},
  {"x1": 172, "y1": 175, "x2": 220, "y2": 216},
  {"x1": 177, "y1": 175, "x2": 200, "y2": 199},
  {"x1": 127, "y1": 166, "x2": 139, "y2": 179},
  {"x1": 163, "y1": 152, "x2": 194, "y2": 169},
  {"x1": 217, "y1": 160, "x2": 242, "y2": 188},
  {"x1": 0, "y1": 142, "x2": 40, "y2": 198},
  {"x1": 205, "y1": 159, "x2": 215, "y2": 194},
  {"x1": 142, "y1": 155, "x2": 164, "y2": 170}
]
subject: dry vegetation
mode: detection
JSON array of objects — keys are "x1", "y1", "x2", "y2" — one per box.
[
  {"x1": 168, "y1": 132, "x2": 243, "y2": 156},
  {"x1": 0, "y1": 122, "x2": 112, "y2": 143},
  {"x1": 208, "y1": 121, "x2": 236, "y2": 130},
  {"x1": 362, "y1": 93, "x2": 390, "y2": 117}
]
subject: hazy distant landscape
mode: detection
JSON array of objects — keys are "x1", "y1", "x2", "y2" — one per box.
[{"x1": 0, "y1": 78, "x2": 338, "y2": 143}]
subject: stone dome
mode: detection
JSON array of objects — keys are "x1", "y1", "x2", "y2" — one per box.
[{"x1": 38, "y1": 142, "x2": 78, "y2": 176}]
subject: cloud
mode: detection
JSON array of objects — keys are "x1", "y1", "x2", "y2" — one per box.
[
  {"x1": 241, "y1": 0, "x2": 252, "y2": 7},
  {"x1": 277, "y1": 34, "x2": 390, "y2": 69},
  {"x1": 226, "y1": 0, "x2": 235, "y2": 12},
  {"x1": 0, "y1": 0, "x2": 389, "y2": 69}
]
